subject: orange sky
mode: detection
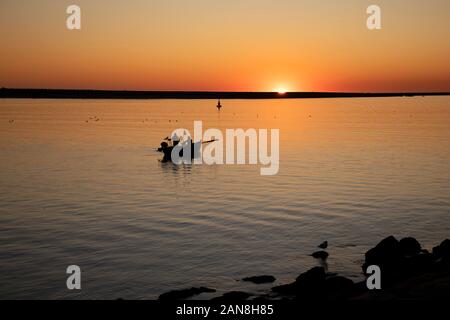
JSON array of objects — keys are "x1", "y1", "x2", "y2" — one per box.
[{"x1": 0, "y1": 0, "x2": 449, "y2": 92}]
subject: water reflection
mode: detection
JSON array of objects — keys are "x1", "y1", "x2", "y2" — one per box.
[
  {"x1": 0, "y1": 97, "x2": 449, "y2": 299},
  {"x1": 158, "y1": 159, "x2": 194, "y2": 175}
]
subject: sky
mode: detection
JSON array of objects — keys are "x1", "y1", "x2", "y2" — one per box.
[{"x1": 0, "y1": 0, "x2": 449, "y2": 92}]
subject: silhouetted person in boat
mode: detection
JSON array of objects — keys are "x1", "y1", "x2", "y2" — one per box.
[
  {"x1": 160, "y1": 141, "x2": 169, "y2": 150},
  {"x1": 172, "y1": 132, "x2": 180, "y2": 146},
  {"x1": 158, "y1": 141, "x2": 173, "y2": 162},
  {"x1": 158, "y1": 137, "x2": 217, "y2": 163}
]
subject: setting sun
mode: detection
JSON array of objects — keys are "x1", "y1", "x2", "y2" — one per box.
[{"x1": 275, "y1": 88, "x2": 288, "y2": 95}]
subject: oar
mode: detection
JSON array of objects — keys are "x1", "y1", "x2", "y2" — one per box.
[{"x1": 201, "y1": 139, "x2": 219, "y2": 144}]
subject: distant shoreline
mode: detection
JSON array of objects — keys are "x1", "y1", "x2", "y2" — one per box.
[{"x1": 1, "y1": 88, "x2": 450, "y2": 100}]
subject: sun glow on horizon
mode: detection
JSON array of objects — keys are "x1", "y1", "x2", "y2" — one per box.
[{"x1": 274, "y1": 88, "x2": 288, "y2": 95}]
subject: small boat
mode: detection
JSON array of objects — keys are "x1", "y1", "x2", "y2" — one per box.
[{"x1": 157, "y1": 138, "x2": 217, "y2": 162}]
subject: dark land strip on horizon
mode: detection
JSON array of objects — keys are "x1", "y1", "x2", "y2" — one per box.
[{"x1": 1, "y1": 88, "x2": 449, "y2": 100}]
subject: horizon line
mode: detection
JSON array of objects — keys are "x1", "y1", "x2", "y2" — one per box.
[{"x1": 1, "y1": 87, "x2": 450, "y2": 100}]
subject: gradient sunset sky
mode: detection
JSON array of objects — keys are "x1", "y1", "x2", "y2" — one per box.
[{"x1": 1, "y1": 0, "x2": 449, "y2": 92}]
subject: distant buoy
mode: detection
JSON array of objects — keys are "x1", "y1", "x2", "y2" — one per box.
[{"x1": 217, "y1": 99, "x2": 222, "y2": 111}]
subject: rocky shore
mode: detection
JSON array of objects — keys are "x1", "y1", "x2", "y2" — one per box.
[{"x1": 159, "y1": 236, "x2": 450, "y2": 301}]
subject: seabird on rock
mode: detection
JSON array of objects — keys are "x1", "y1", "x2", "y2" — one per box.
[{"x1": 318, "y1": 241, "x2": 328, "y2": 249}]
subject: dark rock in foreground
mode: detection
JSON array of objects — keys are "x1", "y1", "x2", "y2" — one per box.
[
  {"x1": 325, "y1": 276, "x2": 369, "y2": 300},
  {"x1": 399, "y1": 237, "x2": 422, "y2": 256},
  {"x1": 272, "y1": 267, "x2": 327, "y2": 297},
  {"x1": 325, "y1": 276, "x2": 355, "y2": 295},
  {"x1": 272, "y1": 267, "x2": 360, "y2": 300},
  {"x1": 158, "y1": 236, "x2": 450, "y2": 301},
  {"x1": 242, "y1": 275, "x2": 276, "y2": 284},
  {"x1": 295, "y1": 266, "x2": 326, "y2": 285},
  {"x1": 433, "y1": 239, "x2": 450, "y2": 260},
  {"x1": 311, "y1": 251, "x2": 329, "y2": 260},
  {"x1": 211, "y1": 291, "x2": 251, "y2": 301},
  {"x1": 363, "y1": 235, "x2": 401, "y2": 272},
  {"x1": 355, "y1": 268, "x2": 450, "y2": 300},
  {"x1": 270, "y1": 236, "x2": 450, "y2": 300},
  {"x1": 158, "y1": 287, "x2": 216, "y2": 301},
  {"x1": 362, "y1": 236, "x2": 440, "y2": 286}
]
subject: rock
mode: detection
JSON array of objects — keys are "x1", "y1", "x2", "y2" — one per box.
[
  {"x1": 362, "y1": 236, "x2": 439, "y2": 287},
  {"x1": 272, "y1": 267, "x2": 326, "y2": 296},
  {"x1": 325, "y1": 276, "x2": 356, "y2": 298},
  {"x1": 362, "y1": 236, "x2": 404, "y2": 286},
  {"x1": 363, "y1": 235, "x2": 401, "y2": 272},
  {"x1": 326, "y1": 276, "x2": 354, "y2": 290},
  {"x1": 354, "y1": 268, "x2": 450, "y2": 300},
  {"x1": 326, "y1": 272, "x2": 338, "y2": 277},
  {"x1": 433, "y1": 239, "x2": 450, "y2": 259},
  {"x1": 399, "y1": 237, "x2": 422, "y2": 256},
  {"x1": 402, "y1": 252, "x2": 434, "y2": 275},
  {"x1": 158, "y1": 287, "x2": 216, "y2": 300},
  {"x1": 295, "y1": 266, "x2": 326, "y2": 284},
  {"x1": 211, "y1": 291, "x2": 250, "y2": 301},
  {"x1": 312, "y1": 251, "x2": 329, "y2": 260},
  {"x1": 242, "y1": 275, "x2": 276, "y2": 284},
  {"x1": 318, "y1": 241, "x2": 328, "y2": 249},
  {"x1": 271, "y1": 282, "x2": 298, "y2": 295},
  {"x1": 352, "y1": 280, "x2": 371, "y2": 297},
  {"x1": 252, "y1": 295, "x2": 271, "y2": 302}
]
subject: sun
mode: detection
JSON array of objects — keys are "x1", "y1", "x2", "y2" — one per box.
[{"x1": 274, "y1": 88, "x2": 288, "y2": 95}]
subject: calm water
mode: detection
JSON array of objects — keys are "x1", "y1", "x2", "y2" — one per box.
[{"x1": 0, "y1": 97, "x2": 449, "y2": 299}]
